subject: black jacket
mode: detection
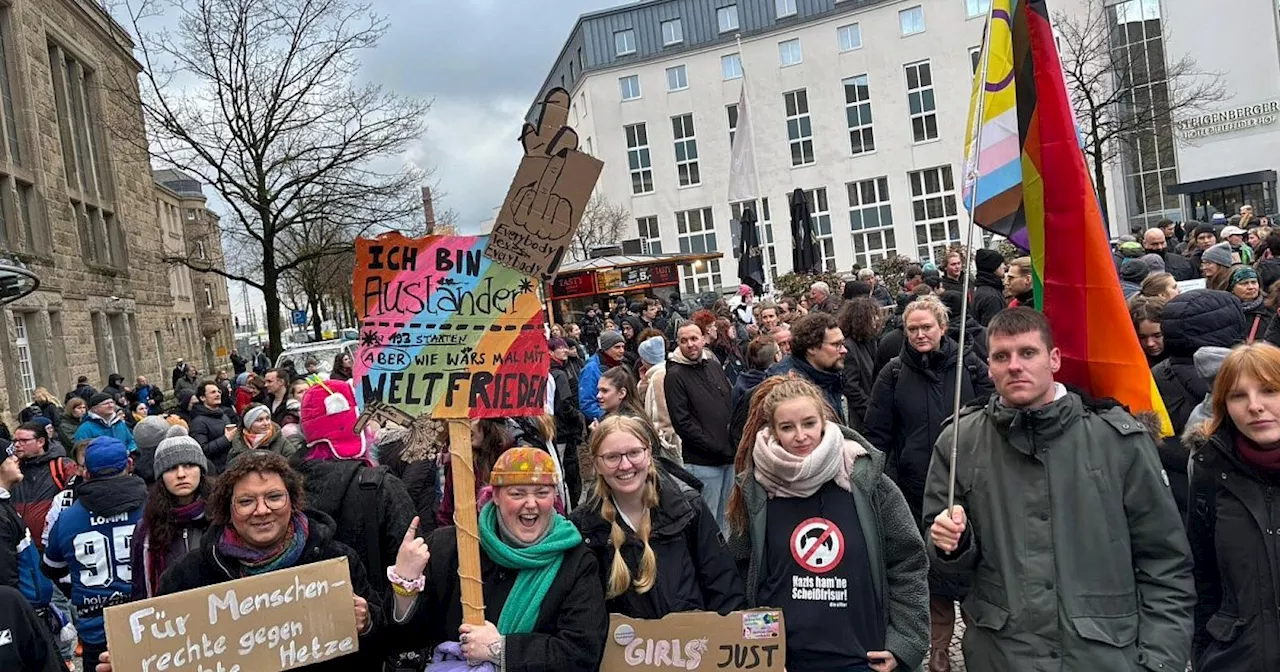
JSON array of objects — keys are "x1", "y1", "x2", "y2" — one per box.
[
  {"x1": 664, "y1": 350, "x2": 734, "y2": 467},
  {"x1": 863, "y1": 337, "x2": 993, "y2": 522},
  {"x1": 1186, "y1": 424, "x2": 1280, "y2": 670},
  {"x1": 1154, "y1": 248, "x2": 1197, "y2": 281},
  {"x1": 970, "y1": 271, "x2": 1006, "y2": 327},
  {"x1": 1241, "y1": 297, "x2": 1273, "y2": 343},
  {"x1": 188, "y1": 403, "x2": 239, "y2": 474},
  {"x1": 159, "y1": 510, "x2": 383, "y2": 671},
  {"x1": 550, "y1": 359, "x2": 584, "y2": 448},
  {"x1": 842, "y1": 336, "x2": 878, "y2": 433},
  {"x1": 290, "y1": 456, "x2": 415, "y2": 595},
  {"x1": 947, "y1": 314, "x2": 989, "y2": 363},
  {"x1": 875, "y1": 324, "x2": 905, "y2": 380},
  {"x1": 393, "y1": 524, "x2": 608, "y2": 671},
  {"x1": 0, "y1": 586, "x2": 62, "y2": 672},
  {"x1": 378, "y1": 431, "x2": 444, "y2": 538},
  {"x1": 570, "y1": 469, "x2": 746, "y2": 619},
  {"x1": 729, "y1": 369, "x2": 768, "y2": 453}
]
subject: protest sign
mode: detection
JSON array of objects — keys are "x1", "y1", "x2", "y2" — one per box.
[
  {"x1": 602, "y1": 610, "x2": 786, "y2": 672},
  {"x1": 103, "y1": 557, "x2": 358, "y2": 672},
  {"x1": 353, "y1": 232, "x2": 548, "y2": 419},
  {"x1": 484, "y1": 87, "x2": 603, "y2": 280},
  {"x1": 1176, "y1": 278, "x2": 1207, "y2": 293}
]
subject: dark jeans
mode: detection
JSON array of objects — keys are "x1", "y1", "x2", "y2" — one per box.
[{"x1": 82, "y1": 642, "x2": 108, "y2": 671}]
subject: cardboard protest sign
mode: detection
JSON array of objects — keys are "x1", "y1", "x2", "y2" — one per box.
[
  {"x1": 103, "y1": 557, "x2": 358, "y2": 672},
  {"x1": 602, "y1": 610, "x2": 785, "y2": 672},
  {"x1": 484, "y1": 87, "x2": 603, "y2": 280},
  {"x1": 353, "y1": 232, "x2": 548, "y2": 419}
]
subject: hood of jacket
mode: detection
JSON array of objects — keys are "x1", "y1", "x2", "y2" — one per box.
[
  {"x1": 974, "y1": 270, "x2": 1004, "y2": 292},
  {"x1": 734, "y1": 369, "x2": 768, "y2": 394},
  {"x1": 78, "y1": 474, "x2": 147, "y2": 516},
  {"x1": 1161, "y1": 289, "x2": 1246, "y2": 357},
  {"x1": 192, "y1": 403, "x2": 231, "y2": 420},
  {"x1": 901, "y1": 334, "x2": 960, "y2": 376},
  {"x1": 1185, "y1": 346, "x2": 1234, "y2": 431},
  {"x1": 290, "y1": 457, "x2": 364, "y2": 519},
  {"x1": 769, "y1": 353, "x2": 842, "y2": 392},
  {"x1": 198, "y1": 509, "x2": 340, "y2": 580},
  {"x1": 981, "y1": 387, "x2": 1085, "y2": 449},
  {"x1": 668, "y1": 347, "x2": 716, "y2": 367},
  {"x1": 621, "y1": 315, "x2": 646, "y2": 348}
]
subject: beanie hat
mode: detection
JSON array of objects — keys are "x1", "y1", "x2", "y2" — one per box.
[
  {"x1": 165, "y1": 415, "x2": 189, "y2": 430},
  {"x1": 489, "y1": 446, "x2": 561, "y2": 487},
  {"x1": 1119, "y1": 241, "x2": 1144, "y2": 258},
  {"x1": 1120, "y1": 258, "x2": 1149, "y2": 283},
  {"x1": 133, "y1": 416, "x2": 173, "y2": 451},
  {"x1": 299, "y1": 379, "x2": 367, "y2": 461},
  {"x1": 88, "y1": 392, "x2": 114, "y2": 408},
  {"x1": 1191, "y1": 223, "x2": 1217, "y2": 241},
  {"x1": 975, "y1": 248, "x2": 1004, "y2": 274},
  {"x1": 638, "y1": 336, "x2": 665, "y2": 366},
  {"x1": 738, "y1": 284, "x2": 753, "y2": 298},
  {"x1": 84, "y1": 437, "x2": 129, "y2": 478},
  {"x1": 547, "y1": 337, "x2": 568, "y2": 351},
  {"x1": 1202, "y1": 242, "x2": 1235, "y2": 269},
  {"x1": 241, "y1": 405, "x2": 271, "y2": 430},
  {"x1": 1140, "y1": 253, "x2": 1166, "y2": 273},
  {"x1": 1229, "y1": 265, "x2": 1259, "y2": 291},
  {"x1": 153, "y1": 426, "x2": 209, "y2": 476},
  {"x1": 598, "y1": 330, "x2": 624, "y2": 352}
]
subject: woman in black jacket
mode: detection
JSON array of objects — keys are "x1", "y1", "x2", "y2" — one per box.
[
  {"x1": 1227, "y1": 265, "x2": 1271, "y2": 341},
  {"x1": 188, "y1": 381, "x2": 239, "y2": 474},
  {"x1": 1187, "y1": 342, "x2": 1280, "y2": 671},
  {"x1": 862, "y1": 296, "x2": 992, "y2": 672},
  {"x1": 94, "y1": 451, "x2": 380, "y2": 672},
  {"x1": 839, "y1": 297, "x2": 882, "y2": 432},
  {"x1": 570, "y1": 415, "x2": 745, "y2": 618}
]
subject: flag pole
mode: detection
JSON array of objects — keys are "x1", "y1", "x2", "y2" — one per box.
[
  {"x1": 948, "y1": 9, "x2": 998, "y2": 513},
  {"x1": 736, "y1": 33, "x2": 768, "y2": 288}
]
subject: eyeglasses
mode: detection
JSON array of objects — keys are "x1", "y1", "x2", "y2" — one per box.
[
  {"x1": 233, "y1": 491, "x2": 289, "y2": 515},
  {"x1": 597, "y1": 447, "x2": 649, "y2": 469},
  {"x1": 13, "y1": 437, "x2": 41, "y2": 445}
]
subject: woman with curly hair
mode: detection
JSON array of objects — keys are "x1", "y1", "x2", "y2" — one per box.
[
  {"x1": 839, "y1": 297, "x2": 885, "y2": 431},
  {"x1": 711, "y1": 317, "x2": 747, "y2": 385}
]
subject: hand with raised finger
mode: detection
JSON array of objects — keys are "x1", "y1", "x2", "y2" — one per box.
[
  {"x1": 511, "y1": 88, "x2": 579, "y2": 239},
  {"x1": 394, "y1": 516, "x2": 430, "y2": 580}
]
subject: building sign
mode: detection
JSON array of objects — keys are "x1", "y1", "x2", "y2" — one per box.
[
  {"x1": 648, "y1": 264, "x2": 678, "y2": 286},
  {"x1": 1178, "y1": 100, "x2": 1280, "y2": 139},
  {"x1": 551, "y1": 272, "x2": 598, "y2": 299}
]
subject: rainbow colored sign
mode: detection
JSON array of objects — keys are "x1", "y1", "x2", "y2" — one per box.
[{"x1": 352, "y1": 232, "x2": 548, "y2": 419}]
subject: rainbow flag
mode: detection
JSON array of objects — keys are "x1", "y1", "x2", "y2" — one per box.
[{"x1": 963, "y1": 0, "x2": 1172, "y2": 435}]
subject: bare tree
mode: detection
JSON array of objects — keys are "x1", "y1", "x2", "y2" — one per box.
[
  {"x1": 1055, "y1": 0, "x2": 1225, "y2": 222},
  {"x1": 571, "y1": 193, "x2": 629, "y2": 261},
  {"x1": 114, "y1": 0, "x2": 432, "y2": 356}
]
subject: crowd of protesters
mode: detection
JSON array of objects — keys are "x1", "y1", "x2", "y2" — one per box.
[{"x1": 7, "y1": 208, "x2": 1280, "y2": 671}]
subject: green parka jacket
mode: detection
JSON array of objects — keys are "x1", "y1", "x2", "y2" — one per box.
[{"x1": 923, "y1": 388, "x2": 1194, "y2": 672}]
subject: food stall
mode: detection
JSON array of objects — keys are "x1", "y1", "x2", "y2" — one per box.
[{"x1": 546, "y1": 252, "x2": 722, "y2": 325}]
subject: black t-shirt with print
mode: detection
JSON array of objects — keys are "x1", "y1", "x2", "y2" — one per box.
[{"x1": 757, "y1": 480, "x2": 882, "y2": 670}]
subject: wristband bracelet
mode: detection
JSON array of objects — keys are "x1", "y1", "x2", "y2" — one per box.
[
  {"x1": 391, "y1": 583, "x2": 418, "y2": 598},
  {"x1": 387, "y1": 567, "x2": 425, "y2": 593}
]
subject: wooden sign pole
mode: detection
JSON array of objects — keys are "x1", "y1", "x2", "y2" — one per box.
[{"x1": 449, "y1": 419, "x2": 486, "y2": 625}]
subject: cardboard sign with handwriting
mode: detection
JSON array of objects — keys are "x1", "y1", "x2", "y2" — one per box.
[
  {"x1": 103, "y1": 557, "x2": 358, "y2": 672},
  {"x1": 485, "y1": 87, "x2": 604, "y2": 280},
  {"x1": 353, "y1": 232, "x2": 548, "y2": 419},
  {"x1": 602, "y1": 610, "x2": 786, "y2": 672}
]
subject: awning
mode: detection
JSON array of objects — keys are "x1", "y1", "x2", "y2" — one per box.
[{"x1": 1167, "y1": 170, "x2": 1277, "y2": 195}]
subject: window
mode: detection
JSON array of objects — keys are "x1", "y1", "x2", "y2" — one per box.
[
  {"x1": 666, "y1": 65, "x2": 688, "y2": 92},
  {"x1": 672, "y1": 114, "x2": 700, "y2": 187},
  {"x1": 662, "y1": 19, "x2": 683, "y2": 46},
  {"x1": 717, "y1": 5, "x2": 739, "y2": 32},
  {"x1": 796, "y1": 189, "x2": 835, "y2": 271},
  {"x1": 677, "y1": 207, "x2": 721, "y2": 293},
  {"x1": 776, "y1": 0, "x2": 797, "y2": 18},
  {"x1": 909, "y1": 166, "x2": 962, "y2": 262},
  {"x1": 0, "y1": 9, "x2": 23, "y2": 167},
  {"x1": 50, "y1": 44, "x2": 122, "y2": 268},
  {"x1": 785, "y1": 89, "x2": 814, "y2": 166},
  {"x1": 843, "y1": 74, "x2": 875, "y2": 155},
  {"x1": 722, "y1": 53, "x2": 743, "y2": 80},
  {"x1": 637, "y1": 216, "x2": 662, "y2": 255},
  {"x1": 204, "y1": 286, "x2": 214, "y2": 310},
  {"x1": 730, "y1": 199, "x2": 778, "y2": 281},
  {"x1": 847, "y1": 177, "x2": 896, "y2": 268},
  {"x1": 967, "y1": 0, "x2": 992, "y2": 19},
  {"x1": 727, "y1": 104, "x2": 738, "y2": 144},
  {"x1": 195, "y1": 240, "x2": 206, "y2": 259},
  {"x1": 900, "y1": 6, "x2": 925, "y2": 35},
  {"x1": 905, "y1": 60, "x2": 938, "y2": 142},
  {"x1": 0, "y1": 13, "x2": 39, "y2": 254},
  {"x1": 779, "y1": 39, "x2": 803, "y2": 66},
  {"x1": 625, "y1": 123, "x2": 654, "y2": 195},
  {"x1": 620, "y1": 75, "x2": 641, "y2": 101},
  {"x1": 838, "y1": 23, "x2": 863, "y2": 52},
  {"x1": 615, "y1": 29, "x2": 636, "y2": 56},
  {"x1": 12, "y1": 313, "x2": 34, "y2": 405},
  {"x1": 970, "y1": 46, "x2": 982, "y2": 73}
]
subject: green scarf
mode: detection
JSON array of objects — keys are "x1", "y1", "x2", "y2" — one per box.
[{"x1": 477, "y1": 502, "x2": 582, "y2": 635}]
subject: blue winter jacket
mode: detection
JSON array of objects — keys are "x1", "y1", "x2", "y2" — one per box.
[
  {"x1": 73, "y1": 413, "x2": 138, "y2": 453},
  {"x1": 578, "y1": 354, "x2": 611, "y2": 422}
]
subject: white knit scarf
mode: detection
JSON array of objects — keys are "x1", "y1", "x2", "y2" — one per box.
[{"x1": 752, "y1": 421, "x2": 865, "y2": 498}]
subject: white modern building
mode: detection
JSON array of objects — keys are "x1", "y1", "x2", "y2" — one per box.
[{"x1": 531, "y1": 0, "x2": 1104, "y2": 294}]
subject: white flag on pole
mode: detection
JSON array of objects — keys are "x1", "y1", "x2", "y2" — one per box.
[{"x1": 727, "y1": 85, "x2": 758, "y2": 203}]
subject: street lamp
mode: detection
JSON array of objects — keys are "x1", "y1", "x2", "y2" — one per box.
[{"x1": 0, "y1": 256, "x2": 38, "y2": 306}]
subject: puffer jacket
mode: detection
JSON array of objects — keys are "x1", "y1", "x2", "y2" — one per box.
[
  {"x1": 187, "y1": 403, "x2": 239, "y2": 474},
  {"x1": 1186, "y1": 422, "x2": 1280, "y2": 670},
  {"x1": 864, "y1": 337, "x2": 993, "y2": 524},
  {"x1": 226, "y1": 424, "x2": 302, "y2": 463},
  {"x1": 728, "y1": 424, "x2": 930, "y2": 669},
  {"x1": 924, "y1": 390, "x2": 1194, "y2": 672},
  {"x1": 73, "y1": 413, "x2": 138, "y2": 453},
  {"x1": 571, "y1": 468, "x2": 745, "y2": 619},
  {"x1": 970, "y1": 270, "x2": 1007, "y2": 327}
]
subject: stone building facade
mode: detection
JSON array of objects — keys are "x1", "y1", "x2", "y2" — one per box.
[{"x1": 0, "y1": 0, "x2": 233, "y2": 422}]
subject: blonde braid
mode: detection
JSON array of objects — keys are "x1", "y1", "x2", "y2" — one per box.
[{"x1": 590, "y1": 415, "x2": 663, "y2": 598}]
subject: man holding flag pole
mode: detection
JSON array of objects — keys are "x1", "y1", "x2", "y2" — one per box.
[{"x1": 923, "y1": 0, "x2": 1194, "y2": 670}]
